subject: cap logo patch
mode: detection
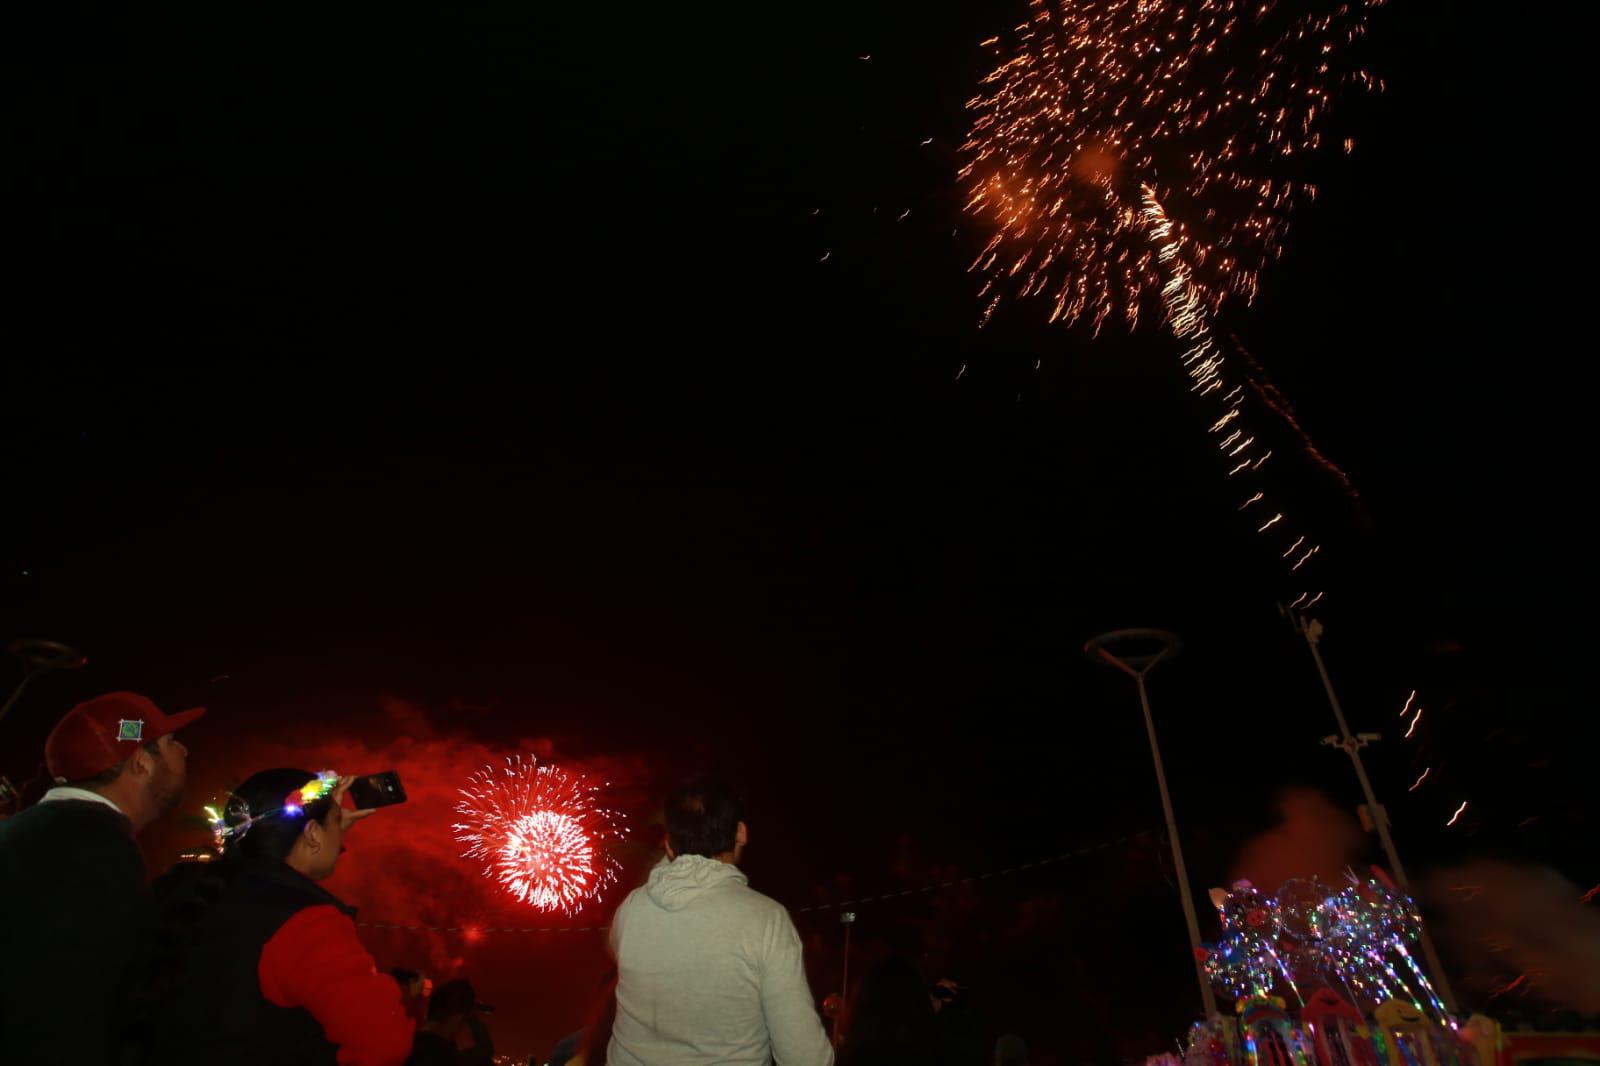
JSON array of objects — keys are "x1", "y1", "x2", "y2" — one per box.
[{"x1": 116, "y1": 719, "x2": 145, "y2": 742}]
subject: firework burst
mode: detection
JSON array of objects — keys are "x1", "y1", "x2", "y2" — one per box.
[
  {"x1": 453, "y1": 757, "x2": 625, "y2": 914},
  {"x1": 960, "y1": 0, "x2": 1382, "y2": 332},
  {"x1": 961, "y1": 0, "x2": 1380, "y2": 603}
]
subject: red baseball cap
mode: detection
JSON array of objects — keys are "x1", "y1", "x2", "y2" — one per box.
[{"x1": 45, "y1": 691, "x2": 206, "y2": 783}]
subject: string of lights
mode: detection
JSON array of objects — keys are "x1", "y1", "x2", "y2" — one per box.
[{"x1": 355, "y1": 829, "x2": 1152, "y2": 935}]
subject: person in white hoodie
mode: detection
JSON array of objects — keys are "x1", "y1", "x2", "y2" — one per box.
[{"x1": 607, "y1": 777, "x2": 835, "y2": 1066}]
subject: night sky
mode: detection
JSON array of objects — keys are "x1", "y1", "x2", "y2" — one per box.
[{"x1": 5, "y1": 1, "x2": 1592, "y2": 1061}]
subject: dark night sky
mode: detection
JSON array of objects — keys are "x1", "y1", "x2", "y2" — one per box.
[{"x1": 5, "y1": 1, "x2": 1593, "y2": 1060}]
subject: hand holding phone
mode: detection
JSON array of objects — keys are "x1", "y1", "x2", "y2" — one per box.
[{"x1": 348, "y1": 771, "x2": 406, "y2": 810}]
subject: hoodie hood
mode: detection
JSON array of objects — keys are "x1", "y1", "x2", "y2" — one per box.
[{"x1": 644, "y1": 853, "x2": 749, "y2": 911}]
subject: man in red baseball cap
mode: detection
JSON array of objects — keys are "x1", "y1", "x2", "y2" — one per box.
[{"x1": 0, "y1": 691, "x2": 204, "y2": 1064}]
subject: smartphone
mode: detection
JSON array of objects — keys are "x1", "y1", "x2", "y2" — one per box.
[{"x1": 348, "y1": 771, "x2": 407, "y2": 809}]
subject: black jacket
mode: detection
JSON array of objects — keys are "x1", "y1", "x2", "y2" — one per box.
[
  {"x1": 406, "y1": 1017, "x2": 495, "y2": 1066},
  {"x1": 0, "y1": 797, "x2": 152, "y2": 1065},
  {"x1": 406, "y1": 1031, "x2": 458, "y2": 1066},
  {"x1": 143, "y1": 858, "x2": 359, "y2": 1066}
]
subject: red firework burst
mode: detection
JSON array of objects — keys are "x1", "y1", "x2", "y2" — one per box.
[{"x1": 453, "y1": 757, "x2": 625, "y2": 914}]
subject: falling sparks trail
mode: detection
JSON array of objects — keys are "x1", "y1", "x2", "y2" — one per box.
[
  {"x1": 1446, "y1": 801, "x2": 1468, "y2": 827},
  {"x1": 1229, "y1": 330, "x2": 1362, "y2": 504},
  {"x1": 1407, "y1": 767, "x2": 1430, "y2": 791},
  {"x1": 1139, "y1": 190, "x2": 1323, "y2": 601},
  {"x1": 1399, "y1": 689, "x2": 1417, "y2": 718}
]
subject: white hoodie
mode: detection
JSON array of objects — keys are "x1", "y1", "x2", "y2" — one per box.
[{"x1": 607, "y1": 854, "x2": 835, "y2": 1066}]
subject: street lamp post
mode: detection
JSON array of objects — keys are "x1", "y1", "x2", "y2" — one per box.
[
  {"x1": 1289, "y1": 612, "x2": 1458, "y2": 1015},
  {"x1": 1086, "y1": 628, "x2": 1217, "y2": 1019},
  {"x1": 0, "y1": 639, "x2": 88, "y2": 728}
]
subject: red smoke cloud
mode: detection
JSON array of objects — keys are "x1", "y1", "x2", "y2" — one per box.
[
  {"x1": 1229, "y1": 788, "x2": 1367, "y2": 889},
  {"x1": 1226, "y1": 788, "x2": 1600, "y2": 1017},
  {"x1": 1421, "y1": 861, "x2": 1600, "y2": 1014}
]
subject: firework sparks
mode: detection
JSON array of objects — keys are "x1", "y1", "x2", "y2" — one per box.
[
  {"x1": 1488, "y1": 973, "x2": 1529, "y2": 1000},
  {"x1": 961, "y1": 0, "x2": 1378, "y2": 601},
  {"x1": 453, "y1": 757, "x2": 625, "y2": 914},
  {"x1": 1228, "y1": 330, "x2": 1361, "y2": 503},
  {"x1": 961, "y1": 0, "x2": 1381, "y2": 331},
  {"x1": 1140, "y1": 188, "x2": 1323, "y2": 603},
  {"x1": 1446, "y1": 801, "x2": 1468, "y2": 827}
]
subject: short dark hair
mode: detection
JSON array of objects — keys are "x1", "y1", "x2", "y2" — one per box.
[
  {"x1": 664, "y1": 777, "x2": 743, "y2": 858},
  {"x1": 427, "y1": 979, "x2": 476, "y2": 1022},
  {"x1": 65, "y1": 740, "x2": 163, "y2": 790}
]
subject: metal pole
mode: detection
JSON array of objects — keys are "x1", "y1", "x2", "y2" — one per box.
[
  {"x1": 1297, "y1": 616, "x2": 1458, "y2": 1014},
  {"x1": 1134, "y1": 672, "x2": 1219, "y2": 1019},
  {"x1": 837, "y1": 911, "x2": 855, "y2": 1049},
  {"x1": 841, "y1": 915, "x2": 853, "y2": 1001},
  {"x1": 1087, "y1": 629, "x2": 1217, "y2": 1018},
  {"x1": 0, "y1": 640, "x2": 88, "y2": 729},
  {"x1": 0, "y1": 674, "x2": 38, "y2": 727}
]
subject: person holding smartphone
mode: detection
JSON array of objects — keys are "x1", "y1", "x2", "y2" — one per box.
[{"x1": 135, "y1": 767, "x2": 414, "y2": 1066}]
